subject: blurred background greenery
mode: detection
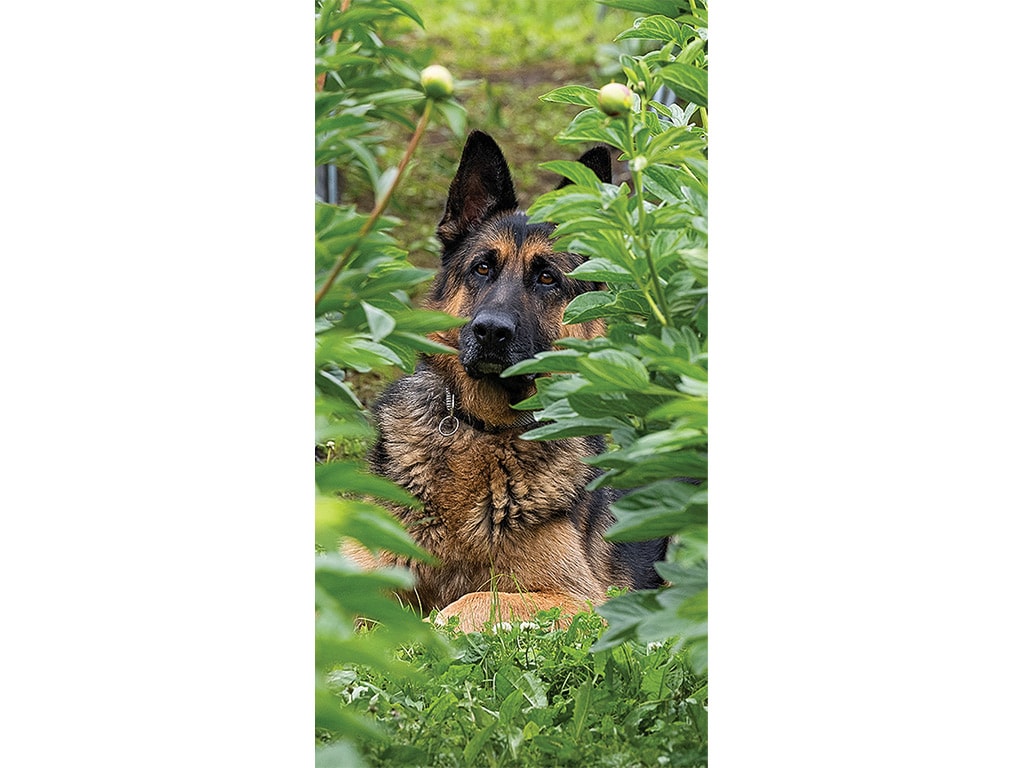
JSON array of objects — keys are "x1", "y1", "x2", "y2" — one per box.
[{"x1": 361, "y1": 0, "x2": 641, "y2": 264}]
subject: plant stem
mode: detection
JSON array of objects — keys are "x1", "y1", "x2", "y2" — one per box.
[
  {"x1": 314, "y1": 99, "x2": 434, "y2": 308},
  {"x1": 626, "y1": 109, "x2": 670, "y2": 327},
  {"x1": 315, "y1": 2, "x2": 346, "y2": 93}
]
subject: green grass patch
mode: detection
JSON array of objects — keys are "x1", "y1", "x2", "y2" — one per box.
[
  {"x1": 397, "y1": 0, "x2": 635, "y2": 72},
  {"x1": 325, "y1": 611, "x2": 708, "y2": 767}
]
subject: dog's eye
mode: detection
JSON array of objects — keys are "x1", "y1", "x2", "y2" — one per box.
[
  {"x1": 474, "y1": 263, "x2": 490, "y2": 276},
  {"x1": 538, "y1": 271, "x2": 557, "y2": 286}
]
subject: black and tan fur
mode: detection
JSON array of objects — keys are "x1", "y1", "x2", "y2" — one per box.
[{"x1": 347, "y1": 131, "x2": 667, "y2": 631}]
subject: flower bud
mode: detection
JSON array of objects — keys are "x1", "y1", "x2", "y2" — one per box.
[
  {"x1": 629, "y1": 155, "x2": 648, "y2": 173},
  {"x1": 598, "y1": 82, "x2": 634, "y2": 117},
  {"x1": 420, "y1": 64, "x2": 454, "y2": 99}
]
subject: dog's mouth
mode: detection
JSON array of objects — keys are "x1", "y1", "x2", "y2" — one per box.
[
  {"x1": 468, "y1": 361, "x2": 506, "y2": 375},
  {"x1": 461, "y1": 355, "x2": 538, "y2": 393},
  {"x1": 463, "y1": 359, "x2": 536, "y2": 381}
]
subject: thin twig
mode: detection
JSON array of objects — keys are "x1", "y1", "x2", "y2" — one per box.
[
  {"x1": 315, "y1": 0, "x2": 348, "y2": 92},
  {"x1": 626, "y1": 108, "x2": 670, "y2": 327},
  {"x1": 314, "y1": 100, "x2": 434, "y2": 308}
]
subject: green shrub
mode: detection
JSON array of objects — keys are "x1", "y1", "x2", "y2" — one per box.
[
  {"x1": 314, "y1": 0, "x2": 467, "y2": 758},
  {"x1": 504, "y1": 0, "x2": 709, "y2": 671}
]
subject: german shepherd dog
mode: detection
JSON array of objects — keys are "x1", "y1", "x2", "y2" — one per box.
[{"x1": 348, "y1": 131, "x2": 667, "y2": 631}]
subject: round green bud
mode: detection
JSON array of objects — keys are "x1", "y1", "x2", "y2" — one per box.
[
  {"x1": 598, "y1": 82, "x2": 634, "y2": 117},
  {"x1": 420, "y1": 64, "x2": 454, "y2": 99}
]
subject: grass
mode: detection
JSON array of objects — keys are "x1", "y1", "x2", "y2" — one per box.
[
  {"x1": 403, "y1": 0, "x2": 632, "y2": 71},
  {"x1": 327, "y1": 610, "x2": 708, "y2": 767}
]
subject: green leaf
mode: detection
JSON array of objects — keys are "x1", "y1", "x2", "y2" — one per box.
[
  {"x1": 368, "y1": 88, "x2": 425, "y2": 108},
  {"x1": 658, "y1": 62, "x2": 708, "y2": 108},
  {"x1": 644, "y1": 163, "x2": 706, "y2": 203},
  {"x1": 503, "y1": 667, "x2": 548, "y2": 709},
  {"x1": 561, "y1": 292, "x2": 616, "y2": 324},
  {"x1": 538, "y1": 85, "x2": 600, "y2": 109},
  {"x1": 380, "y1": 0, "x2": 424, "y2": 28},
  {"x1": 605, "y1": 480, "x2": 707, "y2": 541},
  {"x1": 567, "y1": 387, "x2": 676, "y2": 419},
  {"x1": 315, "y1": 369, "x2": 364, "y2": 410},
  {"x1": 315, "y1": 631, "x2": 424, "y2": 679},
  {"x1": 502, "y1": 349, "x2": 585, "y2": 377},
  {"x1": 360, "y1": 301, "x2": 396, "y2": 342},
  {"x1": 318, "y1": 334, "x2": 403, "y2": 373},
  {"x1": 315, "y1": 557, "x2": 419, "y2": 614},
  {"x1": 556, "y1": 109, "x2": 632, "y2": 153},
  {"x1": 566, "y1": 259, "x2": 632, "y2": 283},
  {"x1": 522, "y1": 720, "x2": 541, "y2": 741},
  {"x1": 315, "y1": 496, "x2": 435, "y2": 562},
  {"x1": 655, "y1": 559, "x2": 708, "y2": 600},
  {"x1": 588, "y1": 450, "x2": 708, "y2": 488},
  {"x1": 463, "y1": 717, "x2": 499, "y2": 764},
  {"x1": 579, "y1": 350, "x2": 649, "y2": 390},
  {"x1": 681, "y1": 247, "x2": 708, "y2": 284},
  {"x1": 435, "y1": 98, "x2": 467, "y2": 137},
  {"x1": 315, "y1": 741, "x2": 366, "y2": 768},
  {"x1": 598, "y1": 0, "x2": 683, "y2": 17},
  {"x1": 315, "y1": 461, "x2": 421, "y2": 507},
  {"x1": 538, "y1": 160, "x2": 603, "y2": 190},
  {"x1": 572, "y1": 678, "x2": 592, "y2": 741},
  {"x1": 615, "y1": 15, "x2": 690, "y2": 46},
  {"x1": 645, "y1": 397, "x2": 708, "y2": 428},
  {"x1": 383, "y1": 331, "x2": 457, "y2": 357},
  {"x1": 529, "y1": 188, "x2": 605, "y2": 223},
  {"x1": 391, "y1": 309, "x2": 465, "y2": 334},
  {"x1": 513, "y1": 374, "x2": 589, "y2": 410},
  {"x1": 590, "y1": 590, "x2": 661, "y2": 651},
  {"x1": 380, "y1": 746, "x2": 431, "y2": 765},
  {"x1": 522, "y1": 416, "x2": 626, "y2": 441},
  {"x1": 499, "y1": 689, "x2": 525, "y2": 725},
  {"x1": 315, "y1": 685, "x2": 384, "y2": 740}
]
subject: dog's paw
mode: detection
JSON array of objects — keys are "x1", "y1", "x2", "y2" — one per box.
[{"x1": 435, "y1": 590, "x2": 592, "y2": 633}]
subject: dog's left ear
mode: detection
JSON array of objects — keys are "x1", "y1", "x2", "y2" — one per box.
[
  {"x1": 438, "y1": 131, "x2": 518, "y2": 250},
  {"x1": 556, "y1": 145, "x2": 613, "y2": 189}
]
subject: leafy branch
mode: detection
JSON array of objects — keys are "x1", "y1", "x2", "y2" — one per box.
[{"x1": 315, "y1": 98, "x2": 434, "y2": 308}]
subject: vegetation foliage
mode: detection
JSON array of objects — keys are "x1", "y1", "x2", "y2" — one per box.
[
  {"x1": 344, "y1": 612, "x2": 706, "y2": 767},
  {"x1": 315, "y1": 0, "x2": 708, "y2": 764},
  {"x1": 516, "y1": 0, "x2": 709, "y2": 671},
  {"x1": 314, "y1": 0, "x2": 464, "y2": 751}
]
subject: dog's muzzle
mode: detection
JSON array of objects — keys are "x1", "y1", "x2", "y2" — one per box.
[{"x1": 460, "y1": 309, "x2": 525, "y2": 379}]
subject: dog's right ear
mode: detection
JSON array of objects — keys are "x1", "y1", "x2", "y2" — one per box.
[
  {"x1": 556, "y1": 145, "x2": 613, "y2": 189},
  {"x1": 437, "y1": 131, "x2": 518, "y2": 250}
]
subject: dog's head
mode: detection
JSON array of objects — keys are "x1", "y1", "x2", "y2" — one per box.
[{"x1": 425, "y1": 131, "x2": 612, "y2": 425}]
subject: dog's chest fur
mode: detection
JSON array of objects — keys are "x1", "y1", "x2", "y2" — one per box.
[
  {"x1": 367, "y1": 369, "x2": 607, "y2": 606},
  {"x1": 372, "y1": 370, "x2": 591, "y2": 554}
]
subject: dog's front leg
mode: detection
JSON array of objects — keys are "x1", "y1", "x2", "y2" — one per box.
[{"x1": 435, "y1": 590, "x2": 594, "y2": 632}]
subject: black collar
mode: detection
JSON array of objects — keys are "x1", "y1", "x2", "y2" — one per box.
[{"x1": 441, "y1": 386, "x2": 538, "y2": 435}]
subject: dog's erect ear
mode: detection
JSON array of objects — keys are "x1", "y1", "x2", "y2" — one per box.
[
  {"x1": 437, "y1": 131, "x2": 518, "y2": 250},
  {"x1": 556, "y1": 145, "x2": 613, "y2": 189}
]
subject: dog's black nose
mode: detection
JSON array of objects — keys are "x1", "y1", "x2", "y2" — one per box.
[{"x1": 471, "y1": 311, "x2": 516, "y2": 347}]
